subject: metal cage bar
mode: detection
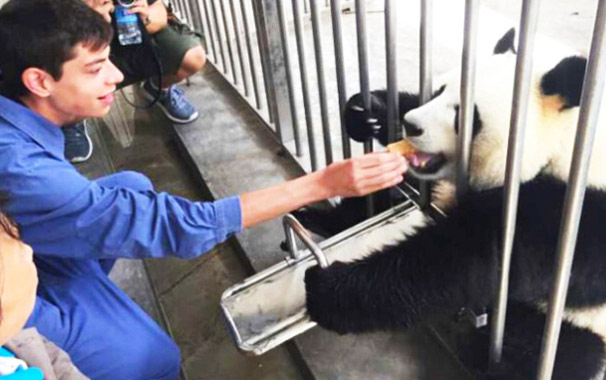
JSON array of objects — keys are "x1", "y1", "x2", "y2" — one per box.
[
  {"x1": 456, "y1": 0, "x2": 480, "y2": 198},
  {"x1": 229, "y1": 0, "x2": 250, "y2": 96},
  {"x1": 418, "y1": 0, "x2": 433, "y2": 208},
  {"x1": 276, "y1": 0, "x2": 303, "y2": 156},
  {"x1": 219, "y1": 0, "x2": 239, "y2": 84},
  {"x1": 239, "y1": 0, "x2": 263, "y2": 110},
  {"x1": 310, "y1": 0, "x2": 334, "y2": 166},
  {"x1": 201, "y1": 0, "x2": 219, "y2": 64},
  {"x1": 355, "y1": 0, "x2": 374, "y2": 217},
  {"x1": 490, "y1": 0, "x2": 542, "y2": 365},
  {"x1": 536, "y1": 1, "x2": 606, "y2": 377},
  {"x1": 210, "y1": 0, "x2": 229, "y2": 74},
  {"x1": 292, "y1": 0, "x2": 320, "y2": 170},
  {"x1": 251, "y1": 1, "x2": 282, "y2": 131},
  {"x1": 330, "y1": 0, "x2": 352, "y2": 159},
  {"x1": 385, "y1": 0, "x2": 399, "y2": 145}
]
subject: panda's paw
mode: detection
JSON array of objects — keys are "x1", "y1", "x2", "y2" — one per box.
[
  {"x1": 343, "y1": 92, "x2": 387, "y2": 143},
  {"x1": 305, "y1": 261, "x2": 364, "y2": 335}
]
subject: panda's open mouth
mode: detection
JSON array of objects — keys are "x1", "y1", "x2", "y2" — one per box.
[{"x1": 408, "y1": 152, "x2": 447, "y2": 175}]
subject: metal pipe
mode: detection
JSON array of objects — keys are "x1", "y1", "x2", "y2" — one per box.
[
  {"x1": 418, "y1": 0, "x2": 433, "y2": 208},
  {"x1": 385, "y1": 0, "x2": 399, "y2": 144},
  {"x1": 489, "y1": 0, "x2": 542, "y2": 366},
  {"x1": 219, "y1": 0, "x2": 239, "y2": 84},
  {"x1": 283, "y1": 214, "x2": 330, "y2": 268},
  {"x1": 355, "y1": 0, "x2": 374, "y2": 216},
  {"x1": 330, "y1": 0, "x2": 352, "y2": 159},
  {"x1": 210, "y1": 0, "x2": 228, "y2": 73},
  {"x1": 251, "y1": 1, "x2": 280, "y2": 131},
  {"x1": 310, "y1": 0, "x2": 334, "y2": 165},
  {"x1": 536, "y1": 1, "x2": 606, "y2": 378},
  {"x1": 456, "y1": 0, "x2": 480, "y2": 198},
  {"x1": 181, "y1": 0, "x2": 196, "y2": 28},
  {"x1": 239, "y1": 0, "x2": 263, "y2": 110},
  {"x1": 292, "y1": 0, "x2": 320, "y2": 170},
  {"x1": 229, "y1": 0, "x2": 250, "y2": 96},
  {"x1": 276, "y1": 0, "x2": 303, "y2": 156},
  {"x1": 201, "y1": 0, "x2": 219, "y2": 64}
]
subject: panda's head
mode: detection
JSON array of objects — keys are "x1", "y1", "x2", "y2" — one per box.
[{"x1": 403, "y1": 28, "x2": 594, "y2": 190}]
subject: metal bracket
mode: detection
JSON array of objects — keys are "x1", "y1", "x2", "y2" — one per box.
[
  {"x1": 282, "y1": 214, "x2": 329, "y2": 268},
  {"x1": 458, "y1": 307, "x2": 488, "y2": 329}
]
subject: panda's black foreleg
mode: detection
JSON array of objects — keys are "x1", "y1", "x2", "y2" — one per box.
[
  {"x1": 305, "y1": 211, "x2": 500, "y2": 335},
  {"x1": 473, "y1": 302, "x2": 605, "y2": 380}
]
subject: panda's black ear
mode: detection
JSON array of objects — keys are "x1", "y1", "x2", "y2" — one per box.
[
  {"x1": 493, "y1": 28, "x2": 516, "y2": 55},
  {"x1": 541, "y1": 56, "x2": 587, "y2": 110}
]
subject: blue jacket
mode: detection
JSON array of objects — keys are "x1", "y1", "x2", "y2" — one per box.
[{"x1": 0, "y1": 95, "x2": 242, "y2": 260}]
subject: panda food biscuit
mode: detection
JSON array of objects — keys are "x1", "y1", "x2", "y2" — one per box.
[{"x1": 387, "y1": 139, "x2": 417, "y2": 158}]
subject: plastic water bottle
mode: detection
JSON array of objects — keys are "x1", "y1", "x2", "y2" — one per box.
[{"x1": 115, "y1": 5, "x2": 142, "y2": 46}]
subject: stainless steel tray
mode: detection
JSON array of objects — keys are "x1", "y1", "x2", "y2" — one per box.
[{"x1": 220, "y1": 199, "x2": 427, "y2": 355}]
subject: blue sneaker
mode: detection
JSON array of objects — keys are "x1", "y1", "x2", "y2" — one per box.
[
  {"x1": 142, "y1": 80, "x2": 199, "y2": 123},
  {"x1": 63, "y1": 120, "x2": 93, "y2": 163}
]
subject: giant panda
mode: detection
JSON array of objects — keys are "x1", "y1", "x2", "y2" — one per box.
[{"x1": 303, "y1": 28, "x2": 606, "y2": 380}]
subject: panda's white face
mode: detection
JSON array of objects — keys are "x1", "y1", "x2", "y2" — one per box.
[{"x1": 402, "y1": 52, "x2": 590, "y2": 190}]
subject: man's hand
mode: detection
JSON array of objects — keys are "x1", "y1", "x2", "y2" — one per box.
[
  {"x1": 127, "y1": 0, "x2": 150, "y2": 21},
  {"x1": 319, "y1": 152, "x2": 408, "y2": 198},
  {"x1": 84, "y1": 0, "x2": 114, "y2": 23}
]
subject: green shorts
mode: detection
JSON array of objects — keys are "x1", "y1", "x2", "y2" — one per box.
[{"x1": 111, "y1": 22, "x2": 203, "y2": 88}]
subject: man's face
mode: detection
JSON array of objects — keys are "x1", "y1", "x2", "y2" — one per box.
[{"x1": 47, "y1": 43, "x2": 123, "y2": 124}]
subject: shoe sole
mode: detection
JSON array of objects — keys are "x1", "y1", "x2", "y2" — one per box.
[
  {"x1": 69, "y1": 120, "x2": 94, "y2": 163},
  {"x1": 140, "y1": 83, "x2": 200, "y2": 124}
]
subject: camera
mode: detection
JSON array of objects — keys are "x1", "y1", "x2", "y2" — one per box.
[{"x1": 116, "y1": 0, "x2": 136, "y2": 8}]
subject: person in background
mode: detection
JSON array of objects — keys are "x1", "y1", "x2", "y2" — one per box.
[
  {"x1": 0, "y1": 0, "x2": 408, "y2": 378},
  {"x1": 64, "y1": 0, "x2": 206, "y2": 163}
]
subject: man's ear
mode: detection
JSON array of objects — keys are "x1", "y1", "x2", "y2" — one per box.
[
  {"x1": 21, "y1": 68, "x2": 53, "y2": 98},
  {"x1": 493, "y1": 27, "x2": 517, "y2": 55}
]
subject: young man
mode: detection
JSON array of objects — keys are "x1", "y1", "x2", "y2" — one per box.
[
  {"x1": 0, "y1": 0, "x2": 408, "y2": 379},
  {"x1": 65, "y1": 0, "x2": 206, "y2": 162}
]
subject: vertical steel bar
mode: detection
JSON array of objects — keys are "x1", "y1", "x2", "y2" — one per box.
[
  {"x1": 304, "y1": 0, "x2": 309, "y2": 14},
  {"x1": 489, "y1": 0, "x2": 542, "y2": 366},
  {"x1": 182, "y1": 0, "x2": 196, "y2": 27},
  {"x1": 239, "y1": 0, "x2": 262, "y2": 109},
  {"x1": 190, "y1": 0, "x2": 208, "y2": 48},
  {"x1": 229, "y1": 0, "x2": 250, "y2": 95},
  {"x1": 536, "y1": 1, "x2": 606, "y2": 378},
  {"x1": 355, "y1": 0, "x2": 374, "y2": 216},
  {"x1": 456, "y1": 0, "x2": 480, "y2": 198},
  {"x1": 219, "y1": 0, "x2": 239, "y2": 84},
  {"x1": 292, "y1": 0, "x2": 319, "y2": 170},
  {"x1": 385, "y1": 0, "x2": 399, "y2": 144},
  {"x1": 310, "y1": 0, "x2": 334, "y2": 165},
  {"x1": 210, "y1": 0, "x2": 228, "y2": 73},
  {"x1": 418, "y1": 0, "x2": 433, "y2": 208},
  {"x1": 276, "y1": 0, "x2": 303, "y2": 156},
  {"x1": 202, "y1": 0, "x2": 219, "y2": 64},
  {"x1": 330, "y1": 0, "x2": 352, "y2": 159},
  {"x1": 251, "y1": 1, "x2": 276, "y2": 123}
]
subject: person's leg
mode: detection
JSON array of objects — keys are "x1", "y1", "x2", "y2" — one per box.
[
  {"x1": 28, "y1": 256, "x2": 181, "y2": 380},
  {"x1": 160, "y1": 45, "x2": 207, "y2": 88},
  {"x1": 141, "y1": 26, "x2": 204, "y2": 123}
]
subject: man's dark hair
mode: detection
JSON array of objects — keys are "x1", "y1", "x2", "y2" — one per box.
[{"x1": 0, "y1": 0, "x2": 113, "y2": 99}]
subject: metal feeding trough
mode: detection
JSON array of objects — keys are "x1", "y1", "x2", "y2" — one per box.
[{"x1": 220, "y1": 197, "x2": 427, "y2": 356}]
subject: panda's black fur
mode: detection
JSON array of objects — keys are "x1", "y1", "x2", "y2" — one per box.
[{"x1": 302, "y1": 31, "x2": 606, "y2": 379}]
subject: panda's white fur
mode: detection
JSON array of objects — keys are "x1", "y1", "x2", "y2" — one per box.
[{"x1": 303, "y1": 28, "x2": 606, "y2": 379}]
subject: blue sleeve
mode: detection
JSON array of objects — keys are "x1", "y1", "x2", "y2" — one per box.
[{"x1": 1, "y1": 138, "x2": 242, "y2": 260}]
